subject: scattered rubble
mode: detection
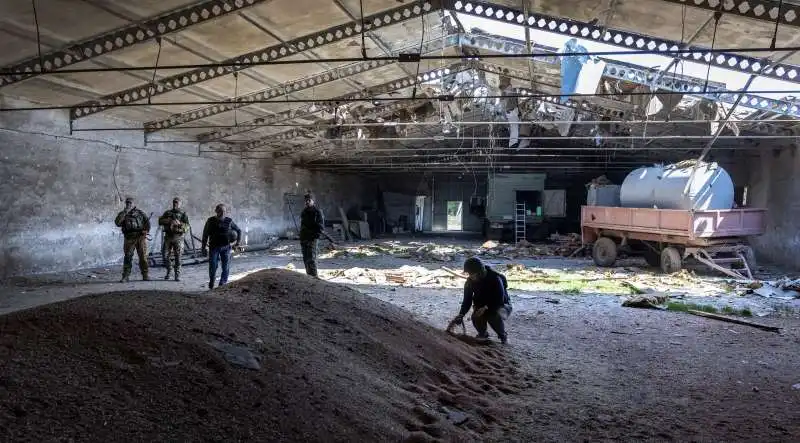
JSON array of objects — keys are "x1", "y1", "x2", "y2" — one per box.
[
  {"x1": 322, "y1": 236, "x2": 583, "y2": 262},
  {"x1": 481, "y1": 235, "x2": 582, "y2": 258},
  {"x1": 724, "y1": 276, "x2": 800, "y2": 299},
  {"x1": 587, "y1": 174, "x2": 614, "y2": 186},
  {"x1": 622, "y1": 293, "x2": 669, "y2": 309}
]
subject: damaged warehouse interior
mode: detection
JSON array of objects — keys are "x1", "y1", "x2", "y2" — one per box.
[{"x1": 2, "y1": 0, "x2": 800, "y2": 440}]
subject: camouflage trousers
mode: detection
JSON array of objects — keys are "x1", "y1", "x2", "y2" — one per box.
[
  {"x1": 162, "y1": 235, "x2": 184, "y2": 273},
  {"x1": 123, "y1": 234, "x2": 149, "y2": 278}
]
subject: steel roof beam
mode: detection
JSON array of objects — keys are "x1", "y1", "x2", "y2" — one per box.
[
  {"x1": 0, "y1": 0, "x2": 271, "y2": 89},
  {"x1": 148, "y1": 11, "x2": 800, "y2": 131},
  {"x1": 447, "y1": 0, "x2": 800, "y2": 83},
  {"x1": 655, "y1": 0, "x2": 800, "y2": 29},
  {"x1": 181, "y1": 29, "x2": 800, "y2": 140},
  {"x1": 146, "y1": 33, "x2": 459, "y2": 132},
  {"x1": 464, "y1": 32, "x2": 800, "y2": 118},
  {"x1": 70, "y1": 0, "x2": 442, "y2": 120},
  {"x1": 198, "y1": 62, "x2": 470, "y2": 142}
]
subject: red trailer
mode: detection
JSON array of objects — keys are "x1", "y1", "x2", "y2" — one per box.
[{"x1": 580, "y1": 206, "x2": 767, "y2": 280}]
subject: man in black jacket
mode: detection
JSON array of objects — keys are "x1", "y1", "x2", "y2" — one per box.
[
  {"x1": 299, "y1": 193, "x2": 324, "y2": 277},
  {"x1": 201, "y1": 204, "x2": 242, "y2": 289},
  {"x1": 450, "y1": 257, "x2": 512, "y2": 344}
]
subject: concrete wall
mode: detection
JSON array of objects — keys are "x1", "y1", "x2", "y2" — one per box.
[
  {"x1": 747, "y1": 147, "x2": 800, "y2": 271},
  {"x1": 0, "y1": 105, "x2": 367, "y2": 278}
]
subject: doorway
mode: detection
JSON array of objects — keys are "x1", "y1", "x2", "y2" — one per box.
[
  {"x1": 446, "y1": 201, "x2": 463, "y2": 231},
  {"x1": 515, "y1": 190, "x2": 542, "y2": 216},
  {"x1": 414, "y1": 196, "x2": 425, "y2": 232}
]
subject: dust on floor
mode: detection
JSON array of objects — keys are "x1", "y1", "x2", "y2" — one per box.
[
  {"x1": 2, "y1": 238, "x2": 800, "y2": 441},
  {"x1": 0, "y1": 269, "x2": 530, "y2": 442}
]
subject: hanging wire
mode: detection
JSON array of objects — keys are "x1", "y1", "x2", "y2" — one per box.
[
  {"x1": 31, "y1": 0, "x2": 43, "y2": 66},
  {"x1": 411, "y1": 15, "x2": 426, "y2": 100},
  {"x1": 233, "y1": 72, "x2": 239, "y2": 126},
  {"x1": 703, "y1": 12, "x2": 722, "y2": 93},
  {"x1": 771, "y1": 0, "x2": 785, "y2": 50},
  {"x1": 148, "y1": 37, "x2": 163, "y2": 105},
  {"x1": 359, "y1": 0, "x2": 367, "y2": 59}
]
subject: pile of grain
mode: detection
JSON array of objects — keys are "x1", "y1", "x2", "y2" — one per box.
[{"x1": 0, "y1": 269, "x2": 527, "y2": 442}]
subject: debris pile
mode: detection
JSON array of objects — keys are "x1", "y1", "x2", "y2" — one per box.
[
  {"x1": 747, "y1": 277, "x2": 800, "y2": 300},
  {"x1": 587, "y1": 174, "x2": 614, "y2": 186},
  {"x1": 480, "y1": 235, "x2": 581, "y2": 258},
  {"x1": 326, "y1": 242, "x2": 471, "y2": 262},
  {"x1": 325, "y1": 265, "x2": 464, "y2": 288},
  {"x1": 0, "y1": 269, "x2": 527, "y2": 441},
  {"x1": 324, "y1": 237, "x2": 584, "y2": 262}
]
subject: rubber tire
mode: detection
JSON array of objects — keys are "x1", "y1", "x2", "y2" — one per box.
[
  {"x1": 643, "y1": 248, "x2": 661, "y2": 267},
  {"x1": 660, "y1": 246, "x2": 682, "y2": 274},
  {"x1": 592, "y1": 237, "x2": 618, "y2": 267}
]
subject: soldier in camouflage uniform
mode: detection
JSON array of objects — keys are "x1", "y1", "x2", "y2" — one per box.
[
  {"x1": 158, "y1": 197, "x2": 190, "y2": 281},
  {"x1": 114, "y1": 197, "x2": 151, "y2": 282}
]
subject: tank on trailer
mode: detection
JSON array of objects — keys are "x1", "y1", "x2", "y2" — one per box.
[
  {"x1": 582, "y1": 161, "x2": 764, "y2": 280},
  {"x1": 620, "y1": 161, "x2": 735, "y2": 211}
]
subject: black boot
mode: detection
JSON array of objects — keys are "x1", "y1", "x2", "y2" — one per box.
[
  {"x1": 120, "y1": 274, "x2": 130, "y2": 283},
  {"x1": 174, "y1": 271, "x2": 180, "y2": 282},
  {"x1": 164, "y1": 270, "x2": 171, "y2": 280}
]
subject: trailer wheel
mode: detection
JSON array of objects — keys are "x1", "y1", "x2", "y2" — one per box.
[
  {"x1": 643, "y1": 248, "x2": 661, "y2": 267},
  {"x1": 660, "y1": 247, "x2": 682, "y2": 274},
  {"x1": 592, "y1": 237, "x2": 618, "y2": 267}
]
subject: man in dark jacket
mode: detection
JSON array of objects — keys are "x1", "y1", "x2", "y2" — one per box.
[
  {"x1": 201, "y1": 204, "x2": 242, "y2": 289},
  {"x1": 450, "y1": 257, "x2": 512, "y2": 344},
  {"x1": 299, "y1": 193, "x2": 324, "y2": 277}
]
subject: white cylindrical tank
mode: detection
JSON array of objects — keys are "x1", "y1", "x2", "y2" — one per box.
[
  {"x1": 653, "y1": 161, "x2": 734, "y2": 210},
  {"x1": 619, "y1": 161, "x2": 735, "y2": 210},
  {"x1": 619, "y1": 165, "x2": 664, "y2": 208}
]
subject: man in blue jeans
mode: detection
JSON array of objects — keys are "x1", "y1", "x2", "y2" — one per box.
[{"x1": 201, "y1": 204, "x2": 242, "y2": 290}]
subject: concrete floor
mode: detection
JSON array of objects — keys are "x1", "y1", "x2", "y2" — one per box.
[
  {"x1": 2, "y1": 237, "x2": 799, "y2": 440},
  {"x1": 2, "y1": 238, "x2": 797, "y2": 318}
]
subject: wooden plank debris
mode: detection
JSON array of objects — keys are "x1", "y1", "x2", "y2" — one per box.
[{"x1": 687, "y1": 310, "x2": 781, "y2": 333}]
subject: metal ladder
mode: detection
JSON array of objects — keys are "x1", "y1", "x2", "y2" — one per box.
[{"x1": 514, "y1": 203, "x2": 527, "y2": 244}]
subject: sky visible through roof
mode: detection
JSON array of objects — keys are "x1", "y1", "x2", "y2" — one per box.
[{"x1": 455, "y1": 13, "x2": 799, "y2": 112}]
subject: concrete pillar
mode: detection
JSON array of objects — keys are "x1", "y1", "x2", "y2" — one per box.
[{"x1": 749, "y1": 144, "x2": 800, "y2": 270}]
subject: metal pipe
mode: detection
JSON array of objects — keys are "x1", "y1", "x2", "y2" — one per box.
[
  {"x1": 5, "y1": 89, "x2": 799, "y2": 112},
  {"x1": 312, "y1": 153, "x2": 726, "y2": 158},
  {"x1": 304, "y1": 154, "x2": 756, "y2": 161},
  {"x1": 224, "y1": 135, "x2": 800, "y2": 142},
  {"x1": 202, "y1": 145, "x2": 758, "y2": 154},
  {"x1": 72, "y1": 117, "x2": 800, "y2": 132},
  {"x1": 2, "y1": 45, "x2": 800, "y2": 77},
  {"x1": 273, "y1": 163, "x2": 642, "y2": 168}
]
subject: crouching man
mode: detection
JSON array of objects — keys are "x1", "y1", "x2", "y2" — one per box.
[{"x1": 450, "y1": 257, "x2": 512, "y2": 344}]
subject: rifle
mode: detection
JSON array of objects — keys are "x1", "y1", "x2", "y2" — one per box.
[{"x1": 320, "y1": 230, "x2": 337, "y2": 247}]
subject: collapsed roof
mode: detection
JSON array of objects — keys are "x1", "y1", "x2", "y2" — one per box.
[{"x1": 1, "y1": 0, "x2": 798, "y2": 174}]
